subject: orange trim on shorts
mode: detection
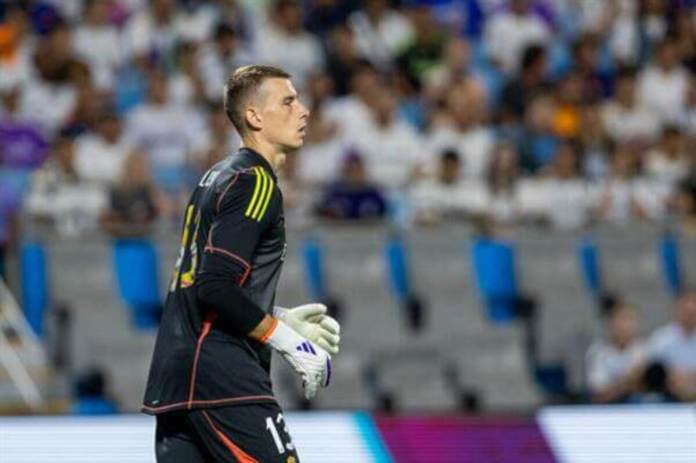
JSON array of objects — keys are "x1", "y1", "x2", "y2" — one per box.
[{"x1": 202, "y1": 410, "x2": 259, "y2": 463}]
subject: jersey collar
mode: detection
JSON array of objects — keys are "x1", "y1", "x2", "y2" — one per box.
[{"x1": 238, "y1": 147, "x2": 278, "y2": 181}]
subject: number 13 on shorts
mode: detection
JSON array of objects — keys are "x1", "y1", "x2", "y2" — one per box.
[{"x1": 266, "y1": 413, "x2": 295, "y2": 455}]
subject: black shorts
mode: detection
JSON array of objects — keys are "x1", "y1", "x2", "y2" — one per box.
[{"x1": 155, "y1": 403, "x2": 300, "y2": 463}]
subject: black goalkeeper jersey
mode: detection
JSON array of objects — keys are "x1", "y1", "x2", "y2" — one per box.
[{"x1": 143, "y1": 148, "x2": 286, "y2": 415}]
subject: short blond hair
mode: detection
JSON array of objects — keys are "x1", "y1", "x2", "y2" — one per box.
[{"x1": 223, "y1": 65, "x2": 291, "y2": 135}]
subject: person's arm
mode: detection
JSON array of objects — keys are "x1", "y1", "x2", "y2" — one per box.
[{"x1": 195, "y1": 170, "x2": 274, "y2": 338}]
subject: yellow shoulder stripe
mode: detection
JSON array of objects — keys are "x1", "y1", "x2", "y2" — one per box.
[
  {"x1": 244, "y1": 168, "x2": 262, "y2": 217},
  {"x1": 257, "y1": 172, "x2": 275, "y2": 221},
  {"x1": 244, "y1": 167, "x2": 275, "y2": 221}
]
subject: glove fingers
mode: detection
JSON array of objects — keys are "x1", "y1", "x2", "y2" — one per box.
[
  {"x1": 304, "y1": 378, "x2": 318, "y2": 399},
  {"x1": 293, "y1": 303, "x2": 327, "y2": 319},
  {"x1": 316, "y1": 337, "x2": 339, "y2": 355},
  {"x1": 318, "y1": 330, "x2": 340, "y2": 347},
  {"x1": 318, "y1": 316, "x2": 340, "y2": 335}
]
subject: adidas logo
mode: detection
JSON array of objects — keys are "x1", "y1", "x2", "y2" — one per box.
[{"x1": 296, "y1": 341, "x2": 317, "y2": 355}]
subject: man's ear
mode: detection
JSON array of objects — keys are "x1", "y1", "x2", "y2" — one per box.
[{"x1": 245, "y1": 106, "x2": 262, "y2": 131}]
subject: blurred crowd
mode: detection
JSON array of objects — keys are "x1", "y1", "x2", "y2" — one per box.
[
  {"x1": 0, "y1": 0, "x2": 695, "y2": 248},
  {"x1": 586, "y1": 290, "x2": 696, "y2": 403}
]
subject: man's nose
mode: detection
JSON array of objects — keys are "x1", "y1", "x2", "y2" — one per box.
[{"x1": 300, "y1": 102, "x2": 310, "y2": 119}]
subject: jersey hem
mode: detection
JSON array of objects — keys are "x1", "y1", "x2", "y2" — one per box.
[{"x1": 141, "y1": 395, "x2": 277, "y2": 415}]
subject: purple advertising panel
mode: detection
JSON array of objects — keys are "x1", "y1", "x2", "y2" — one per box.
[{"x1": 374, "y1": 415, "x2": 556, "y2": 463}]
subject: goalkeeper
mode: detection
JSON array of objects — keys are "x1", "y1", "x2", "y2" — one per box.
[{"x1": 142, "y1": 65, "x2": 340, "y2": 463}]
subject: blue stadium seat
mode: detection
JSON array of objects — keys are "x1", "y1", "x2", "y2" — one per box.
[
  {"x1": 659, "y1": 232, "x2": 682, "y2": 296},
  {"x1": 471, "y1": 238, "x2": 518, "y2": 323},
  {"x1": 384, "y1": 235, "x2": 411, "y2": 302},
  {"x1": 113, "y1": 239, "x2": 161, "y2": 329},
  {"x1": 20, "y1": 241, "x2": 49, "y2": 336},
  {"x1": 577, "y1": 236, "x2": 602, "y2": 296},
  {"x1": 301, "y1": 235, "x2": 327, "y2": 301}
]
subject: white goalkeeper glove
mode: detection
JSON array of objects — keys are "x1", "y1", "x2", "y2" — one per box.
[
  {"x1": 264, "y1": 320, "x2": 331, "y2": 399},
  {"x1": 274, "y1": 303, "x2": 341, "y2": 355}
]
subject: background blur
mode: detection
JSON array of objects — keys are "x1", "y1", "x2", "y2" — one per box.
[{"x1": 0, "y1": 0, "x2": 695, "y2": 461}]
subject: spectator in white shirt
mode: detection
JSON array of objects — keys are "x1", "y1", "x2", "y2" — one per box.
[
  {"x1": 637, "y1": 38, "x2": 689, "y2": 125},
  {"x1": 348, "y1": 85, "x2": 424, "y2": 191},
  {"x1": 0, "y1": 7, "x2": 36, "y2": 92},
  {"x1": 646, "y1": 290, "x2": 696, "y2": 401},
  {"x1": 256, "y1": 0, "x2": 325, "y2": 90},
  {"x1": 122, "y1": 0, "x2": 180, "y2": 64},
  {"x1": 20, "y1": 22, "x2": 78, "y2": 136},
  {"x1": 644, "y1": 126, "x2": 690, "y2": 186},
  {"x1": 586, "y1": 303, "x2": 645, "y2": 403},
  {"x1": 601, "y1": 67, "x2": 661, "y2": 144},
  {"x1": 72, "y1": 0, "x2": 123, "y2": 91},
  {"x1": 411, "y1": 149, "x2": 474, "y2": 225},
  {"x1": 520, "y1": 142, "x2": 593, "y2": 229},
  {"x1": 196, "y1": 23, "x2": 254, "y2": 102},
  {"x1": 25, "y1": 134, "x2": 107, "y2": 236},
  {"x1": 482, "y1": 141, "x2": 522, "y2": 226},
  {"x1": 423, "y1": 37, "x2": 486, "y2": 106},
  {"x1": 168, "y1": 41, "x2": 206, "y2": 107},
  {"x1": 484, "y1": 0, "x2": 551, "y2": 74},
  {"x1": 296, "y1": 72, "x2": 345, "y2": 186},
  {"x1": 428, "y1": 79, "x2": 494, "y2": 179},
  {"x1": 125, "y1": 69, "x2": 207, "y2": 195},
  {"x1": 324, "y1": 62, "x2": 380, "y2": 139},
  {"x1": 595, "y1": 144, "x2": 668, "y2": 224},
  {"x1": 74, "y1": 109, "x2": 133, "y2": 186},
  {"x1": 347, "y1": 0, "x2": 414, "y2": 71}
]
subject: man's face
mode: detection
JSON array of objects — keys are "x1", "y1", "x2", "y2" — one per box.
[
  {"x1": 609, "y1": 307, "x2": 638, "y2": 346},
  {"x1": 251, "y1": 78, "x2": 309, "y2": 153},
  {"x1": 676, "y1": 292, "x2": 696, "y2": 332}
]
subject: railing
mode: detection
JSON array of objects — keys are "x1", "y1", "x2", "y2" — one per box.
[{"x1": 0, "y1": 278, "x2": 48, "y2": 410}]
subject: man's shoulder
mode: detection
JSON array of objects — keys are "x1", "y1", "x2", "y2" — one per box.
[{"x1": 200, "y1": 159, "x2": 277, "y2": 217}]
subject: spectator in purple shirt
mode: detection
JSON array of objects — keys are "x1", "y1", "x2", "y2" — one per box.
[{"x1": 0, "y1": 86, "x2": 49, "y2": 170}]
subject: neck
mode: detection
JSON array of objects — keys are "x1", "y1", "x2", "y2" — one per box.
[{"x1": 241, "y1": 136, "x2": 282, "y2": 171}]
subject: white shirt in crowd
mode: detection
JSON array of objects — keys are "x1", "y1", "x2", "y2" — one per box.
[
  {"x1": 647, "y1": 323, "x2": 696, "y2": 373},
  {"x1": 121, "y1": 8, "x2": 185, "y2": 60},
  {"x1": 413, "y1": 178, "x2": 522, "y2": 223},
  {"x1": 324, "y1": 96, "x2": 373, "y2": 138},
  {"x1": 196, "y1": 42, "x2": 254, "y2": 101},
  {"x1": 19, "y1": 79, "x2": 76, "y2": 135},
  {"x1": 644, "y1": 150, "x2": 690, "y2": 185},
  {"x1": 586, "y1": 339, "x2": 645, "y2": 392},
  {"x1": 348, "y1": 8, "x2": 413, "y2": 70},
  {"x1": 0, "y1": 40, "x2": 35, "y2": 92},
  {"x1": 349, "y1": 119, "x2": 424, "y2": 190},
  {"x1": 73, "y1": 23, "x2": 124, "y2": 90},
  {"x1": 256, "y1": 23, "x2": 324, "y2": 90},
  {"x1": 601, "y1": 100, "x2": 661, "y2": 143},
  {"x1": 125, "y1": 103, "x2": 206, "y2": 169},
  {"x1": 411, "y1": 179, "x2": 483, "y2": 219},
  {"x1": 484, "y1": 10, "x2": 551, "y2": 73},
  {"x1": 297, "y1": 136, "x2": 346, "y2": 186},
  {"x1": 518, "y1": 178, "x2": 594, "y2": 229},
  {"x1": 73, "y1": 134, "x2": 133, "y2": 185},
  {"x1": 427, "y1": 125, "x2": 495, "y2": 179},
  {"x1": 637, "y1": 65, "x2": 690, "y2": 125},
  {"x1": 596, "y1": 178, "x2": 671, "y2": 224}
]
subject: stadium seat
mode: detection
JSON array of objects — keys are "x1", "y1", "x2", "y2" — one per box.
[
  {"x1": 112, "y1": 239, "x2": 161, "y2": 329},
  {"x1": 659, "y1": 231, "x2": 683, "y2": 296},
  {"x1": 20, "y1": 241, "x2": 49, "y2": 336},
  {"x1": 577, "y1": 236, "x2": 602, "y2": 296},
  {"x1": 471, "y1": 237, "x2": 518, "y2": 323}
]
